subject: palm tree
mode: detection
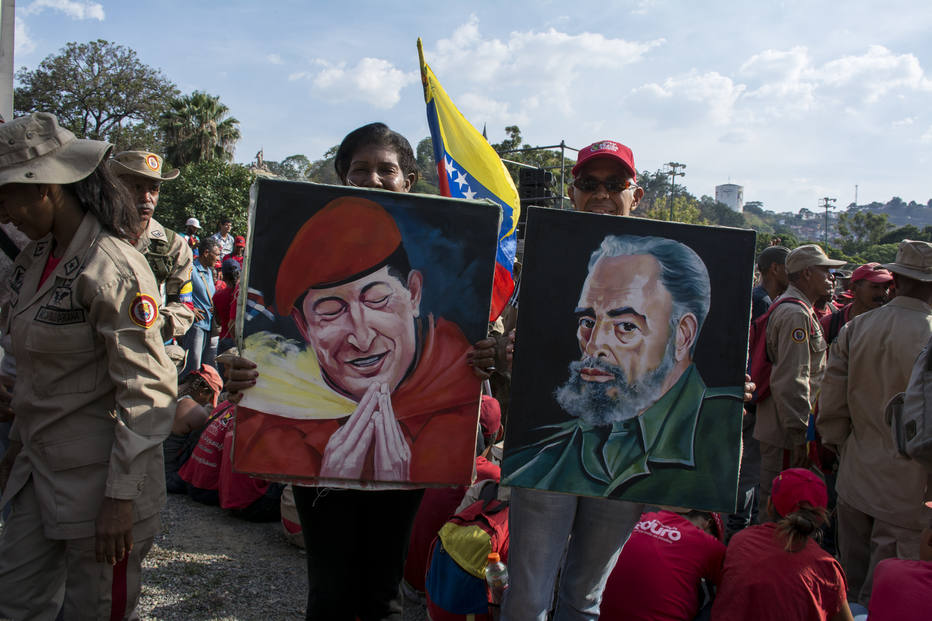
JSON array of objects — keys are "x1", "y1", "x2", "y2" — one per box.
[{"x1": 160, "y1": 92, "x2": 241, "y2": 166}]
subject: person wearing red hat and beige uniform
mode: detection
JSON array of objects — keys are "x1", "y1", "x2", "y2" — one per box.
[
  {"x1": 712, "y1": 468, "x2": 854, "y2": 621},
  {"x1": 819, "y1": 262, "x2": 893, "y2": 345},
  {"x1": 819, "y1": 240, "x2": 932, "y2": 606},
  {"x1": 109, "y1": 151, "x2": 195, "y2": 340},
  {"x1": 753, "y1": 244, "x2": 844, "y2": 515}
]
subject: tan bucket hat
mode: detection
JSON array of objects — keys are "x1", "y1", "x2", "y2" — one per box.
[
  {"x1": 785, "y1": 244, "x2": 846, "y2": 274},
  {"x1": 0, "y1": 112, "x2": 111, "y2": 186},
  {"x1": 109, "y1": 150, "x2": 180, "y2": 181},
  {"x1": 883, "y1": 240, "x2": 932, "y2": 282}
]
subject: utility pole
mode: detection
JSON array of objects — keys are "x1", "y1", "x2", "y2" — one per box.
[
  {"x1": 820, "y1": 197, "x2": 837, "y2": 245},
  {"x1": 665, "y1": 162, "x2": 686, "y2": 221},
  {"x1": 854, "y1": 184, "x2": 858, "y2": 207},
  {"x1": 0, "y1": 0, "x2": 14, "y2": 121}
]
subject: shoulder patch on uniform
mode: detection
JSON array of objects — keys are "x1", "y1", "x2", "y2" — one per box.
[
  {"x1": 792, "y1": 327, "x2": 807, "y2": 343},
  {"x1": 151, "y1": 229, "x2": 164, "y2": 238},
  {"x1": 34, "y1": 240, "x2": 48, "y2": 256},
  {"x1": 129, "y1": 293, "x2": 159, "y2": 328}
]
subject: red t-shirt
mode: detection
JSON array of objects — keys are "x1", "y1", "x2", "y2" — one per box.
[
  {"x1": 212, "y1": 284, "x2": 236, "y2": 339},
  {"x1": 867, "y1": 558, "x2": 932, "y2": 621},
  {"x1": 600, "y1": 511, "x2": 725, "y2": 620},
  {"x1": 178, "y1": 404, "x2": 235, "y2": 490},
  {"x1": 711, "y1": 523, "x2": 846, "y2": 621}
]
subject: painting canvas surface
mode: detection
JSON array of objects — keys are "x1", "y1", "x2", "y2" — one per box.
[
  {"x1": 501, "y1": 207, "x2": 755, "y2": 512},
  {"x1": 234, "y1": 179, "x2": 501, "y2": 487}
]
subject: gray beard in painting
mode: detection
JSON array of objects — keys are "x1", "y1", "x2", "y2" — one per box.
[{"x1": 554, "y1": 332, "x2": 677, "y2": 426}]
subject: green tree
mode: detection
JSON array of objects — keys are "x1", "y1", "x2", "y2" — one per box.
[
  {"x1": 305, "y1": 145, "x2": 340, "y2": 185},
  {"x1": 878, "y1": 224, "x2": 923, "y2": 244},
  {"x1": 744, "y1": 201, "x2": 765, "y2": 215},
  {"x1": 416, "y1": 137, "x2": 439, "y2": 188},
  {"x1": 641, "y1": 194, "x2": 703, "y2": 224},
  {"x1": 860, "y1": 243, "x2": 899, "y2": 264},
  {"x1": 157, "y1": 160, "x2": 254, "y2": 234},
  {"x1": 265, "y1": 154, "x2": 312, "y2": 181},
  {"x1": 159, "y1": 91, "x2": 241, "y2": 166},
  {"x1": 837, "y1": 211, "x2": 892, "y2": 245},
  {"x1": 698, "y1": 195, "x2": 746, "y2": 227},
  {"x1": 14, "y1": 39, "x2": 178, "y2": 152}
]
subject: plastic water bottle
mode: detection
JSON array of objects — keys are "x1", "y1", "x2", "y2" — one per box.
[{"x1": 485, "y1": 552, "x2": 509, "y2": 610}]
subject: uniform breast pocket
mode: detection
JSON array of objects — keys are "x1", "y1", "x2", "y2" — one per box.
[{"x1": 25, "y1": 323, "x2": 99, "y2": 397}]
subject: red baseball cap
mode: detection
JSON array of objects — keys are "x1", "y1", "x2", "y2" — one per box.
[
  {"x1": 850, "y1": 262, "x2": 893, "y2": 284},
  {"x1": 480, "y1": 395, "x2": 502, "y2": 439},
  {"x1": 572, "y1": 140, "x2": 636, "y2": 181},
  {"x1": 190, "y1": 363, "x2": 223, "y2": 407},
  {"x1": 234, "y1": 235, "x2": 246, "y2": 248},
  {"x1": 771, "y1": 468, "x2": 827, "y2": 517}
]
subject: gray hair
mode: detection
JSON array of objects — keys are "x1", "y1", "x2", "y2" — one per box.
[{"x1": 588, "y1": 234, "x2": 711, "y2": 355}]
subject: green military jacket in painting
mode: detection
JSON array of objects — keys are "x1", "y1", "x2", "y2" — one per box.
[{"x1": 502, "y1": 364, "x2": 743, "y2": 512}]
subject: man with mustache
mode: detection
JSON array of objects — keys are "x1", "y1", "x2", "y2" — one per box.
[
  {"x1": 110, "y1": 151, "x2": 195, "y2": 340},
  {"x1": 820, "y1": 262, "x2": 893, "y2": 345},
  {"x1": 503, "y1": 234, "x2": 742, "y2": 506}
]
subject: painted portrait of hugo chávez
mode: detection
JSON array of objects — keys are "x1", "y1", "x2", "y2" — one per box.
[
  {"x1": 502, "y1": 208, "x2": 756, "y2": 512},
  {"x1": 232, "y1": 179, "x2": 501, "y2": 488}
]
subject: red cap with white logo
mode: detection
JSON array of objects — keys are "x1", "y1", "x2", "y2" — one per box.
[{"x1": 572, "y1": 140, "x2": 636, "y2": 181}]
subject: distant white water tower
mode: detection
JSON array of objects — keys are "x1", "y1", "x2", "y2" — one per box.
[{"x1": 715, "y1": 183, "x2": 744, "y2": 212}]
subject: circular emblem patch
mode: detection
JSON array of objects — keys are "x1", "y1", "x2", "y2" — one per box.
[
  {"x1": 129, "y1": 293, "x2": 159, "y2": 328},
  {"x1": 145, "y1": 154, "x2": 160, "y2": 172},
  {"x1": 792, "y1": 327, "x2": 807, "y2": 343}
]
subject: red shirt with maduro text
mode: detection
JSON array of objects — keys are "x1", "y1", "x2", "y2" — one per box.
[{"x1": 600, "y1": 510, "x2": 725, "y2": 620}]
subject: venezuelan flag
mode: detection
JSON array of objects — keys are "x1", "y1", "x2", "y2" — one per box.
[{"x1": 417, "y1": 39, "x2": 519, "y2": 321}]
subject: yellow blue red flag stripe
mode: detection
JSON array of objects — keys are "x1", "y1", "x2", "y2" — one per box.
[{"x1": 417, "y1": 38, "x2": 519, "y2": 320}]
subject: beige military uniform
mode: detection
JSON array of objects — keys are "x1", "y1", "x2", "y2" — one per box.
[
  {"x1": 819, "y1": 296, "x2": 932, "y2": 603},
  {"x1": 753, "y1": 284, "x2": 827, "y2": 495},
  {"x1": 0, "y1": 212, "x2": 177, "y2": 620},
  {"x1": 134, "y1": 216, "x2": 194, "y2": 339}
]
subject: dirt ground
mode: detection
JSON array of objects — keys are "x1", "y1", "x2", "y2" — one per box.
[{"x1": 139, "y1": 492, "x2": 428, "y2": 620}]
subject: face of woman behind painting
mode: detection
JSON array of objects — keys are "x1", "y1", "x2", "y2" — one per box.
[
  {"x1": 344, "y1": 145, "x2": 415, "y2": 193},
  {"x1": 0, "y1": 183, "x2": 55, "y2": 240}
]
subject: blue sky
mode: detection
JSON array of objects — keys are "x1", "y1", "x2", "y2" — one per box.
[{"x1": 12, "y1": 0, "x2": 932, "y2": 213}]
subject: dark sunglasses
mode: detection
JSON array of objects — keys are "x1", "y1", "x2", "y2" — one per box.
[{"x1": 572, "y1": 177, "x2": 631, "y2": 193}]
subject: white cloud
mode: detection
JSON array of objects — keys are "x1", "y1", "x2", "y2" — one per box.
[
  {"x1": 288, "y1": 71, "x2": 308, "y2": 81},
  {"x1": 457, "y1": 93, "x2": 528, "y2": 127},
  {"x1": 14, "y1": 19, "x2": 35, "y2": 55},
  {"x1": 630, "y1": 71, "x2": 746, "y2": 125},
  {"x1": 892, "y1": 117, "x2": 915, "y2": 127},
  {"x1": 22, "y1": 0, "x2": 105, "y2": 20},
  {"x1": 266, "y1": 54, "x2": 283, "y2": 65},
  {"x1": 921, "y1": 126, "x2": 932, "y2": 144},
  {"x1": 429, "y1": 15, "x2": 663, "y2": 84},
  {"x1": 298, "y1": 57, "x2": 417, "y2": 109},
  {"x1": 423, "y1": 15, "x2": 663, "y2": 121},
  {"x1": 815, "y1": 45, "x2": 932, "y2": 103}
]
